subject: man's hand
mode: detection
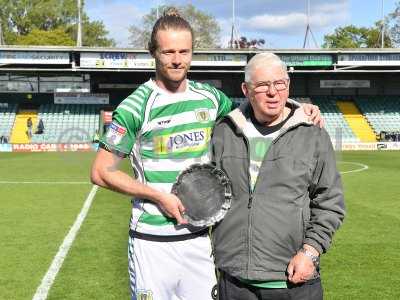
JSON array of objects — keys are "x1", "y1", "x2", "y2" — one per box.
[
  {"x1": 157, "y1": 193, "x2": 188, "y2": 225},
  {"x1": 302, "y1": 103, "x2": 324, "y2": 128},
  {"x1": 287, "y1": 248, "x2": 317, "y2": 284}
]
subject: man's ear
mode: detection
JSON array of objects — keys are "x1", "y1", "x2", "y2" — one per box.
[{"x1": 241, "y1": 82, "x2": 249, "y2": 98}]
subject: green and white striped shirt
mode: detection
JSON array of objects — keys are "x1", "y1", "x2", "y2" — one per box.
[{"x1": 100, "y1": 79, "x2": 232, "y2": 235}]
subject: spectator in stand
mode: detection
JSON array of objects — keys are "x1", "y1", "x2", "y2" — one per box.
[
  {"x1": 0, "y1": 136, "x2": 9, "y2": 144},
  {"x1": 36, "y1": 118, "x2": 44, "y2": 134},
  {"x1": 27, "y1": 117, "x2": 33, "y2": 139}
]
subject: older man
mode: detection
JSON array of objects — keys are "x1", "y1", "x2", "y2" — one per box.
[{"x1": 211, "y1": 52, "x2": 345, "y2": 300}]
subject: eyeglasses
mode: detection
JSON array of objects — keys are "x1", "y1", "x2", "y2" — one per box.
[{"x1": 248, "y1": 78, "x2": 290, "y2": 93}]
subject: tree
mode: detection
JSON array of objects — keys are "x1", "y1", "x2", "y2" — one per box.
[
  {"x1": 129, "y1": 5, "x2": 221, "y2": 49},
  {"x1": 234, "y1": 36, "x2": 265, "y2": 49},
  {"x1": 322, "y1": 24, "x2": 392, "y2": 48},
  {"x1": 388, "y1": 1, "x2": 400, "y2": 47},
  {"x1": 66, "y1": 16, "x2": 116, "y2": 47},
  {"x1": 0, "y1": 0, "x2": 114, "y2": 47},
  {"x1": 14, "y1": 28, "x2": 75, "y2": 46}
]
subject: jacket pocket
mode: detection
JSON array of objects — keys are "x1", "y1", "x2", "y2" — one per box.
[
  {"x1": 214, "y1": 226, "x2": 247, "y2": 270},
  {"x1": 288, "y1": 207, "x2": 304, "y2": 252},
  {"x1": 257, "y1": 155, "x2": 311, "y2": 205},
  {"x1": 251, "y1": 201, "x2": 304, "y2": 272}
]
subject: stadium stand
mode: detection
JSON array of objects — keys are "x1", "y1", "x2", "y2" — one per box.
[
  {"x1": 1, "y1": 97, "x2": 398, "y2": 145},
  {"x1": 30, "y1": 104, "x2": 100, "y2": 143},
  {"x1": 226, "y1": 97, "x2": 360, "y2": 143},
  {"x1": 336, "y1": 101, "x2": 376, "y2": 142},
  {"x1": 10, "y1": 110, "x2": 37, "y2": 144},
  {"x1": 223, "y1": 96, "x2": 360, "y2": 143},
  {"x1": 0, "y1": 103, "x2": 17, "y2": 143},
  {"x1": 355, "y1": 97, "x2": 400, "y2": 133},
  {"x1": 311, "y1": 98, "x2": 359, "y2": 142}
]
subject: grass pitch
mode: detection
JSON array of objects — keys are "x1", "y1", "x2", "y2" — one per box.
[{"x1": 0, "y1": 151, "x2": 399, "y2": 299}]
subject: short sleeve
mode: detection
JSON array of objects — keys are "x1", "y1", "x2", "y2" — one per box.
[
  {"x1": 99, "y1": 106, "x2": 141, "y2": 156},
  {"x1": 214, "y1": 88, "x2": 232, "y2": 118}
]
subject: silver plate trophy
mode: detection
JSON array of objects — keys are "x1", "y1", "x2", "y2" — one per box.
[{"x1": 171, "y1": 164, "x2": 232, "y2": 227}]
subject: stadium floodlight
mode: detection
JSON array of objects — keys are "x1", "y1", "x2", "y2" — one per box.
[
  {"x1": 381, "y1": 0, "x2": 385, "y2": 48},
  {"x1": 303, "y1": 0, "x2": 318, "y2": 48},
  {"x1": 229, "y1": 0, "x2": 240, "y2": 48},
  {"x1": 77, "y1": 0, "x2": 82, "y2": 47},
  {"x1": 0, "y1": 20, "x2": 4, "y2": 46}
]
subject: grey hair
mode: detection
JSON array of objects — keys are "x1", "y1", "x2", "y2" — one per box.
[{"x1": 244, "y1": 52, "x2": 288, "y2": 83}]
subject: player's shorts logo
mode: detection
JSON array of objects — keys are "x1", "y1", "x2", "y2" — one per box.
[
  {"x1": 136, "y1": 290, "x2": 153, "y2": 300},
  {"x1": 211, "y1": 284, "x2": 218, "y2": 299}
]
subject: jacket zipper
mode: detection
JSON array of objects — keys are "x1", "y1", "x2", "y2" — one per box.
[
  {"x1": 245, "y1": 126, "x2": 286, "y2": 276},
  {"x1": 242, "y1": 134, "x2": 253, "y2": 276},
  {"x1": 248, "y1": 195, "x2": 253, "y2": 208}
]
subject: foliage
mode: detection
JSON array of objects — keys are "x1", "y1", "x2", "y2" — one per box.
[
  {"x1": 0, "y1": 0, "x2": 114, "y2": 47},
  {"x1": 322, "y1": 24, "x2": 392, "y2": 48},
  {"x1": 387, "y1": 1, "x2": 400, "y2": 47},
  {"x1": 13, "y1": 28, "x2": 75, "y2": 46},
  {"x1": 233, "y1": 36, "x2": 265, "y2": 49},
  {"x1": 128, "y1": 4, "x2": 221, "y2": 49},
  {"x1": 66, "y1": 16, "x2": 116, "y2": 47}
]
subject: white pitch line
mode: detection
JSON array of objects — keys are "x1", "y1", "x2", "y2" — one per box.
[
  {"x1": 338, "y1": 161, "x2": 369, "y2": 174},
  {"x1": 32, "y1": 185, "x2": 99, "y2": 300},
  {"x1": 0, "y1": 181, "x2": 90, "y2": 184}
]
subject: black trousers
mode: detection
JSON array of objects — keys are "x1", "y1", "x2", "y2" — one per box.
[{"x1": 218, "y1": 272, "x2": 323, "y2": 300}]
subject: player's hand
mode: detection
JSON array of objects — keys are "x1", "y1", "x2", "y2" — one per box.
[
  {"x1": 157, "y1": 193, "x2": 188, "y2": 225},
  {"x1": 302, "y1": 103, "x2": 324, "y2": 128},
  {"x1": 287, "y1": 251, "x2": 316, "y2": 284}
]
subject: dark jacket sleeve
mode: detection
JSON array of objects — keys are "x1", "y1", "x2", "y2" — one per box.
[
  {"x1": 210, "y1": 121, "x2": 226, "y2": 169},
  {"x1": 305, "y1": 128, "x2": 346, "y2": 254}
]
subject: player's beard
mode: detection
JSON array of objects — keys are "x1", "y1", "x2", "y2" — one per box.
[{"x1": 156, "y1": 65, "x2": 189, "y2": 91}]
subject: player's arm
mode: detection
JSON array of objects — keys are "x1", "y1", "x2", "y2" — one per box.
[
  {"x1": 91, "y1": 105, "x2": 148, "y2": 195},
  {"x1": 91, "y1": 148, "x2": 187, "y2": 224},
  {"x1": 91, "y1": 147, "x2": 154, "y2": 198},
  {"x1": 212, "y1": 86, "x2": 232, "y2": 118},
  {"x1": 91, "y1": 102, "x2": 187, "y2": 223}
]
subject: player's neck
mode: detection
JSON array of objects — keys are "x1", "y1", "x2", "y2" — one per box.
[{"x1": 154, "y1": 77, "x2": 187, "y2": 94}]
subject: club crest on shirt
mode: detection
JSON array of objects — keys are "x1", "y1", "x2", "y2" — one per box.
[
  {"x1": 195, "y1": 108, "x2": 210, "y2": 123},
  {"x1": 105, "y1": 122, "x2": 127, "y2": 146},
  {"x1": 136, "y1": 290, "x2": 153, "y2": 300}
]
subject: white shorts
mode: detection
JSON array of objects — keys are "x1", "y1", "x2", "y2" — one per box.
[{"x1": 128, "y1": 233, "x2": 217, "y2": 300}]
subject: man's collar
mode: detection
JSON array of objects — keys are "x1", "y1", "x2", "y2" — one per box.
[{"x1": 227, "y1": 98, "x2": 312, "y2": 134}]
